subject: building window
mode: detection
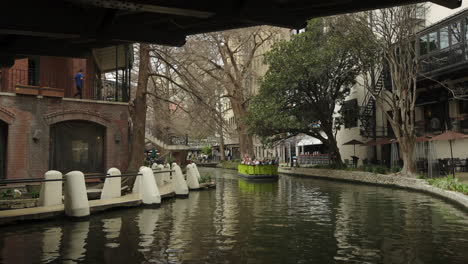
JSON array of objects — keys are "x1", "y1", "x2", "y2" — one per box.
[
  {"x1": 424, "y1": 104, "x2": 443, "y2": 132},
  {"x1": 428, "y1": 31, "x2": 438, "y2": 52},
  {"x1": 420, "y1": 35, "x2": 428, "y2": 55},
  {"x1": 50, "y1": 121, "x2": 105, "y2": 173},
  {"x1": 342, "y1": 99, "x2": 358, "y2": 128},
  {"x1": 460, "y1": 100, "x2": 468, "y2": 115},
  {"x1": 451, "y1": 21, "x2": 461, "y2": 45},
  {"x1": 440, "y1": 26, "x2": 449, "y2": 49},
  {"x1": 465, "y1": 18, "x2": 468, "y2": 42}
]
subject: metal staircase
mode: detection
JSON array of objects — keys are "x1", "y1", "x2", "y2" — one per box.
[{"x1": 359, "y1": 71, "x2": 385, "y2": 138}]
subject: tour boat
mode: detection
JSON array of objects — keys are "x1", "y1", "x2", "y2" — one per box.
[{"x1": 237, "y1": 164, "x2": 279, "y2": 180}]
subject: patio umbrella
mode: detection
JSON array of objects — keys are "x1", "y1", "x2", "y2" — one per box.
[
  {"x1": 342, "y1": 139, "x2": 364, "y2": 156},
  {"x1": 431, "y1": 131, "x2": 467, "y2": 178},
  {"x1": 363, "y1": 138, "x2": 395, "y2": 146}
]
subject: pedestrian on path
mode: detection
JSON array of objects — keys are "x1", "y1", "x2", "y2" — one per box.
[{"x1": 73, "y1": 69, "x2": 84, "y2": 99}]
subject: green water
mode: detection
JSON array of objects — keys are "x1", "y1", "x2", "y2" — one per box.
[{"x1": 0, "y1": 168, "x2": 467, "y2": 264}]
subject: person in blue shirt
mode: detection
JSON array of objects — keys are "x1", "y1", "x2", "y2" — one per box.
[{"x1": 73, "y1": 69, "x2": 84, "y2": 99}]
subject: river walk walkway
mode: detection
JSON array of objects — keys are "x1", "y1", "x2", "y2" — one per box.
[
  {"x1": 279, "y1": 167, "x2": 468, "y2": 211},
  {"x1": 0, "y1": 183, "x2": 214, "y2": 225}
]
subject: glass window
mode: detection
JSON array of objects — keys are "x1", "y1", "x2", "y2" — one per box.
[
  {"x1": 419, "y1": 35, "x2": 428, "y2": 55},
  {"x1": 465, "y1": 18, "x2": 468, "y2": 42},
  {"x1": 342, "y1": 99, "x2": 358, "y2": 128},
  {"x1": 451, "y1": 21, "x2": 462, "y2": 45},
  {"x1": 461, "y1": 100, "x2": 468, "y2": 115},
  {"x1": 440, "y1": 26, "x2": 449, "y2": 49},
  {"x1": 428, "y1": 31, "x2": 438, "y2": 52}
]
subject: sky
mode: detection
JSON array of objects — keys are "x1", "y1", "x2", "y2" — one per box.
[{"x1": 426, "y1": 2, "x2": 468, "y2": 24}]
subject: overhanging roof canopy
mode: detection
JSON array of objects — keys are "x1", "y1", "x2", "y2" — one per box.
[{"x1": 0, "y1": 0, "x2": 461, "y2": 66}]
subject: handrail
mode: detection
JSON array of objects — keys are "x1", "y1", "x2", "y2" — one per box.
[
  {"x1": 0, "y1": 178, "x2": 65, "y2": 184},
  {"x1": 0, "y1": 170, "x2": 174, "y2": 185}
]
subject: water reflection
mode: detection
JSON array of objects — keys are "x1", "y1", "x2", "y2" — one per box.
[
  {"x1": 102, "y1": 217, "x2": 121, "y2": 248},
  {"x1": 42, "y1": 227, "x2": 62, "y2": 263},
  {"x1": 0, "y1": 168, "x2": 467, "y2": 264},
  {"x1": 62, "y1": 221, "x2": 89, "y2": 263},
  {"x1": 137, "y1": 209, "x2": 159, "y2": 250}
]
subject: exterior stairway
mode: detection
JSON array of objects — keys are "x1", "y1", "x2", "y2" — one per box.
[
  {"x1": 145, "y1": 132, "x2": 190, "y2": 151},
  {"x1": 359, "y1": 72, "x2": 385, "y2": 138}
]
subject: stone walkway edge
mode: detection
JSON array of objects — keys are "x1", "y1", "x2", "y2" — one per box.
[
  {"x1": 279, "y1": 167, "x2": 468, "y2": 212},
  {"x1": 0, "y1": 183, "x2": 214, "y2": 226}
]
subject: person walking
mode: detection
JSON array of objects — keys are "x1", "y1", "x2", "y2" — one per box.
[{"x1": 73, "y1": 69, "x2": 84, "y2": 99}]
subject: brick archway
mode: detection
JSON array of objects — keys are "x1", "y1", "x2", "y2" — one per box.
[
  {"x1": 0, "y1": 106, "x2": 15, "y2": 125},
  {"x1": 45, "y1": 110, "x2": 119, "y2": 173},
  {"x1": 44, "y1": 109, "x2": 112, "y2": 128}
]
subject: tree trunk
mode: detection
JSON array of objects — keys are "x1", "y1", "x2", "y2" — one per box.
[
  {"x1": 218, "y1": 121, "x2": 226, "y2": 161},
  {"x1": 327, "y1": 138, "x2": 343, "y2": 165},
  {"x1": 124, "y1": 43, "x2": 150, "y2": 188},
  {"x1": 324, "y1": 130, "x2": 343, "y2": 165},
  {"x1": 399, "y1": 136, "x2": 417, "y2": 177},
  {"x1": 230, "y1": 98, "x2": 254, "y2": 159}
]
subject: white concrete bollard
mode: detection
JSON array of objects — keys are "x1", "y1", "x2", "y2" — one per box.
[
  {"x1": 164, "y1": 163, "x2": 172, "y2": 184},
  {"x1": 152, "y1": 163, "x2": 165, "y2": 187},
  {"x1": 139, "y1": 166, "x2": 161, "y2": 205},
  {"x1": 101, "y1": 168, "x2": 121, "y2": 200},
  {"x1": 172, "y1": 164, "x2": 189, "y2": 196},
  {"x1": 132, "y1": 166, "x2": 145, "y2": 194},
  {"x1": 38, "y1": 170, "x2": 63, "y2": 207},
  {"x1": 193, "y1": 163, "x2": 201, "y2": 180},
  {"x1": 186, "y1": 164, "x2": 200, "y2": 189},
  {"x1": 64, "y1": 171, "x2": 90, "y2": 218}
]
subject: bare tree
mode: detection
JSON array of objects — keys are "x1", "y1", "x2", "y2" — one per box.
[
  {"x1": 348, "y1": 5, "x2": 427, "y2": 176},
  {"x1": 182, "y1": 27, "x2": 282, "y2": 158},
  {"x1": 125, "y1": 43, "x2": 150, "y2": 187},
  {"x1": 146, "y1": 44, "x2": 230, "y2": 161}
]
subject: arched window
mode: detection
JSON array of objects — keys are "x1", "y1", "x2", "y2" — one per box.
[{"x1": 50, "y1": 120, "x2": 105, "y2": 173}]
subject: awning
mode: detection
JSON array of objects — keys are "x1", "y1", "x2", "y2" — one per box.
[
  {"x1": 297, "y1": 134, "x2": 327, "y2": 146},
  {"x1": 93, "y1": 45, "x2": 134, "y2": 73}
]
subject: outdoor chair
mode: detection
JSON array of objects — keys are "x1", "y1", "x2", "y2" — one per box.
[
  {"x1": 416, "y1": 160, "x2": 427, "y2": 174},
  {"x1": 438, "y1": 159, "x2": 449, "y2": 176},
  {"x1": 344, "y1": 159, "x2": 350, "y2": 166}
]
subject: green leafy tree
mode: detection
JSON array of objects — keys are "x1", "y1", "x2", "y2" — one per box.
[{"x1": 247, "y1": 18, "x2": 361, "y2": 164}]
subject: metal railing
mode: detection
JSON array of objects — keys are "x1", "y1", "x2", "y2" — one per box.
[
  {"x1": 0, "y1": 170, "x2": 173, "y2": 185},
  {"x1": 0, "y1": 68, "x2": 130, "y2": 102},
  {"x1": 420, "y1": 43, "x2": 467, "y2": 75}
]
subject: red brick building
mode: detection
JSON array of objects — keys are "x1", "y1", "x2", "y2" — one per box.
[{"x1": 0, "y1": 52, "x2": 131, "y2": 179}]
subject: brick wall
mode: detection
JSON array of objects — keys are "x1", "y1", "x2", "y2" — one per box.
[
  {"x1": 0, "y1": 57, "x2": 94, "y2": 99},
  {"x1": 0, "y1": 93, "x2": 129, "y2": 179}
]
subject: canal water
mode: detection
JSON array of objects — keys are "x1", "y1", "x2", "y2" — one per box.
[{"x1": 1, "y1": 168, "x2": 468, "y2": 264}]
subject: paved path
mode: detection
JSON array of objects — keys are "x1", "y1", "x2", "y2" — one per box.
[{"x1": 0, "y1": 184, "x2": 176, "y2": 225}]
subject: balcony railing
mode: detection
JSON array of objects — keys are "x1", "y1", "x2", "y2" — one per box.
[
  {"x1": 420, "y1": 44, "x2": 468, "y2": 75},
  {"x1": 0, "y1": 69, "x2": 130, "y2": 102}
]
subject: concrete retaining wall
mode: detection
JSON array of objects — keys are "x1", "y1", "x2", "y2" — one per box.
[{"x1": 279, "y1": 167, "x2": 468, "y2": 211}]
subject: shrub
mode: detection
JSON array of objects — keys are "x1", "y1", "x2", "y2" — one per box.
[
  {"x1": 364, "y1": 165, "x2": 374, "y2": 173},
  {"x1": 372, "y1": 165, "x2": 387, "y2": 174},
  {"x1": 29, "y1": 191, "x2": 40, "y2": 199},
  {"x1": 391, "y1": 166, "x2": 401, "y2": 173},
  {"x1": 427, "y1": 177, "x2": 468, "y2": 195},
  {"x1": 199, "y1": 173, "x2": 213, "y2": 184},
  {"x1": 220, "y1": 160, "x2": 240, "y2": 170},
  {"x1": 416, "y1": 174, "x2": 427, "y2": 179},
  {"x1": 0, "y1": 189, "x2": 13, "y2": 199},
  {"x1": 313, "y1": 163, "x2": 346, "y2": 170}
]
